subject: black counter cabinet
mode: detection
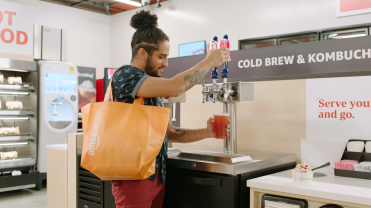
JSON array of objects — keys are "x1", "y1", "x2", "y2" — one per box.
[{"x1": 163, "y1": 161, "x2": 296, "y2": 208}]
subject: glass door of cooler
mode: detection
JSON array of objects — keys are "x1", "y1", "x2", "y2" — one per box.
[
  {"x1": 239, "y1": 39, "x2": 277, "y2": 50},
  {"x1": 322, "y1": 28, "x2": 368, "y2": 40},
  {"x1": 278, "y1": 33, "x2": 319, "y2": 45}
]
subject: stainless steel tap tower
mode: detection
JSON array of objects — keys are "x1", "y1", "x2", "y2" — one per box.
[
  {"x1": 202, "y1": 79, "x2": 253, "y2": 154},
  {"x1": 202, "y1": 32, "x2": 254, "y2": 154}
]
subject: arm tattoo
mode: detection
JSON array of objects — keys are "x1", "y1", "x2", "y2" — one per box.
[
  {"x1": 184, "y1": 69, "x2": 208, "y2": 91},
  {"x1": 175, "y1": 129, "x2": 187, "y2": 137}
]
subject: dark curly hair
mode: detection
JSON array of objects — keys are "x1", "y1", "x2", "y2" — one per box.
[{"x1": 130, "y1": 10, "x2": 169, "y2": 61}]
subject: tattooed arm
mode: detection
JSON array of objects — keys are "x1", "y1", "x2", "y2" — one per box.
[
  {"x1": 167, "y1": 118, "x2": 230, "y2": 143},
  {"x1": 136, "y1": 47, "x2": 230, "y2": 98}
]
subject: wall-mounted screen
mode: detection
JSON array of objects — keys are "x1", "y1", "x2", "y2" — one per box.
[
  {"x1": 179, "y1": 41, "x2": 206, "y2": 57},
  {"x1": 45, "y1": 73, "x2": 76, "y2": 93}
]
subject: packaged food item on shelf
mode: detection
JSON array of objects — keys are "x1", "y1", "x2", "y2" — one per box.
[
  {"x1": 5, "y1": 101, "x2": 23, "y2": 110},
  {"x1": 0, "y1": 127, "x2": 8, "y2": 135},
  {"x1": 0, "y1": 151, "x2": 18, "y2": 159},
  {"x1": 0, "y1": 97, "x2": 4, "y2": 109},
  {"x1": 0, "y1": 73, "x2": 3, "y2": 84},
  {"x1": 0, "y1": 152, "x2": 5, "y2": 160},
  {"x1": 11, "y1": 170, "x2": 22, "y2": 176},
  {"x1": 10, "y1": 151, "x2": 18, "y2": 158},
  {"x1": 0, "y1": 127, "x2": 20, "y2": 135},
  {"x1": 8, "y1": 127, "x2": 16, "y2": 134},
  {"x1": 7, "y1": 77, "x2": 22, "y2": 85}
]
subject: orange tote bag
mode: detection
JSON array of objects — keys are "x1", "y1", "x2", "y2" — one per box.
[{"x1": 80, "y1": 80, "x2": 170, "y2": 181}]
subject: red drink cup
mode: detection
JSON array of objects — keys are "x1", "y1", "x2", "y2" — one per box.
[{"x1": 213, "y1": 113, "x2": 229, "y2": 139}]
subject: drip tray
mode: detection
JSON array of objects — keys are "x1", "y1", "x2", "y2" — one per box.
[{"x1": 177, "y1": 151, "x2": 252, "y2": 163}]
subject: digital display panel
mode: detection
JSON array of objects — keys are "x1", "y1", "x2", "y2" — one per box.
[
  {"x1": 44, "y1": 73, "x2": 76, "y2": 93},
  {"x1": 179, "y1": 41, "x2": 206, "y2": 57}
]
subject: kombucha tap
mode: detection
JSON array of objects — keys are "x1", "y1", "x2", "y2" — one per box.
[
  {"x1": 202, "y1": 33, "x2": 219, "y2": 103},
  {"x1": 209, "y1": 34, "x2": 219, "y2": 103},
  {"x1": 219, "y1": 32, "x2": 231, "y2": 102}
]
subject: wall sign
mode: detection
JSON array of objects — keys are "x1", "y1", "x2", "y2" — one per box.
[
  {"x1": 78, "y1": 66, "x2": 96, "y2": 110},
  {"x1": 163, "y1": 36, "x2": 371, "y2": 82},
  {"x1": 307, "y1": 76, "x2": 371, "y2": 141},
  {"x1": 336, "y1": 0, "x2": 371, "y2": 17},
  {"x1": 0, "y1": 1, "x2": 33, "y2": 57}
]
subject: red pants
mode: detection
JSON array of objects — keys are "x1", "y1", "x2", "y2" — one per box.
[{"x1": 111, "y1": 171, "x2": 166, "y2": 208}]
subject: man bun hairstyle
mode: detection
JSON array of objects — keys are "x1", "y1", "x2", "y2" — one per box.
[
  {"x1": 130, "y1": 10, "x2": 158, "y2": 30},
  {"x1": 130, "y1": 10, "x2": 169, "y2": 61}
]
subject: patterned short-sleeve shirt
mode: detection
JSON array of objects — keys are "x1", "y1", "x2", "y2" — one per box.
[{"x1": 111, "y1": 65, "x2": 168, "y2": 183}]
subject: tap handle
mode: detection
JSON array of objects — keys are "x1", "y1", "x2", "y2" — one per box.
[
  {"x1": 202, "y1": 94, "x2": 206, "y2": 103},
  {"x1": 221, "y1": 62, "x2": 229, "y2": 79},
  {"x1": 211, "y1": 67, "x2": 218, "y2": 79}
]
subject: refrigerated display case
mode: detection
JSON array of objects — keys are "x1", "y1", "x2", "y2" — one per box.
[{"x1": 0, "y1": 58, "x2": 40, "y2": 192}]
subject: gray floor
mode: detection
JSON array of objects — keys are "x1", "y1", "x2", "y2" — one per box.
[{"x1": 0, "y1": 185, "x2": 47, "y2": 208}]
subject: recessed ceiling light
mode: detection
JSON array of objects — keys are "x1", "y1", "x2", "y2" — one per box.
[{"x1": 115, "y1": 0, "x2": 142, "y2": 7}]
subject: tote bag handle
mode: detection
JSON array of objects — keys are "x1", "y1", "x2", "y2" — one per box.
[{"x1": 104, "y1": 79, "x2": 145, "y2": 105}]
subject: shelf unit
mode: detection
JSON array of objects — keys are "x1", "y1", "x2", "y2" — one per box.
[
  {"x1": 0, "y1": 132, "x2": 34, "y2": 142},
  {"x1": 0, "y1": 58, "x2": 40, "y2": 192},
  {"x1": 0, "y1": 109, "x2": 35, "y2": 116},
  {"x1": 0, "y1": 158, "x2": 36, "y2": 169}
]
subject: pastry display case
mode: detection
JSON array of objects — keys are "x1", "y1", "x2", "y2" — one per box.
[{"x1": 0, "y1": 58, "x2": 40, "y2": 192}]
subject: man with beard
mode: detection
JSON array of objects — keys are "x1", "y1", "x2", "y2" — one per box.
[{"x1": 111, "y1": 10, "x2": 231, "y2": 208}]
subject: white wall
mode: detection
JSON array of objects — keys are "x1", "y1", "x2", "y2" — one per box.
[
  {"x1": 6, "y1": 0, "x2": 371, "y2": 77},
  {"x1": 6, "y1": 0, "x2": 110, "y2": 79},
  {"x1": 110, "y1": 0, "x2": 371, "y2": 67}
]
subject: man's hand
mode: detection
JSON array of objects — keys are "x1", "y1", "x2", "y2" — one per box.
[
  {"x1": 206, "y1": 117, "x2": 231, "y2": 139},
  {"x1": 205, "y1": 47, "x2": 231, "y2": 68}
]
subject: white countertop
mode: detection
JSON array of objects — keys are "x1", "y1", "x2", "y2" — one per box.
[
  {"x1": 246, "y1": 167, "x2": 371, "y2": 206},
  {"x1": 46, "y1": 144, "x2": 68, "y2": 151}
]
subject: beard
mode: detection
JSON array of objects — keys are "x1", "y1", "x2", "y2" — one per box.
[{"x1": 144, "y1": 56, "x2": 163, "y2": 77}]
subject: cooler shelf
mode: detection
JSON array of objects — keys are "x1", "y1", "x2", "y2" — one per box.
[
  {"x1": 0, "y1": 109, "x2": 34, "y2": 116},
  {"x1": 0, "y1": 158, "x2": 36, "y2": 169},
  {"x1": 0, "y1": 133, "x2": 34, "y2": 142},
  {"x1": 0, "y1": 83, "x2": 34, "y2": 91},
  {"x1": 0, "y1": 117, "x2": 31, "y2": 122}
]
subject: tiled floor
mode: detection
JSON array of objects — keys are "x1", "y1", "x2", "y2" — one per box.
[{"x1": 0, "y1": 184, "x2": 47, "y2": 208}]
